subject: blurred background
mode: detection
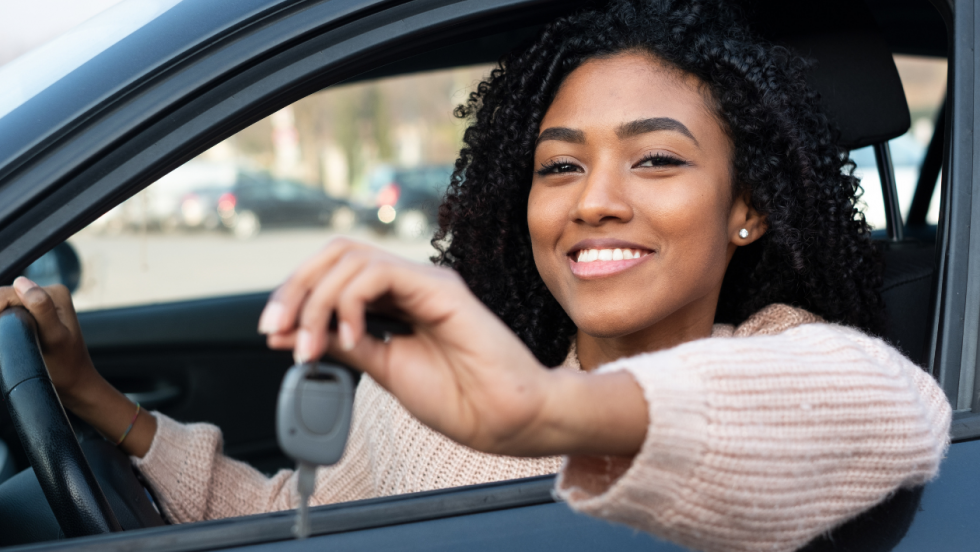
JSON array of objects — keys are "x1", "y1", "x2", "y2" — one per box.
[
  {"x1": 0, "y1": 0, "x2": 126, "y2": 65},
  {"x1": 2, "y1": 0, "x2": 947, "y2": 312},
  {"x1": 3, "y1": 0, "x2": 493, "y2": 310}
]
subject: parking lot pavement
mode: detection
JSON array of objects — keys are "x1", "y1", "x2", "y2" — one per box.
[{"x1": 68, "y1": 228, "x2": 436, "y2": 311}]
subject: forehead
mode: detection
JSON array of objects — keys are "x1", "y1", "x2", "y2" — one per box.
[{"x1": 541, "y1": 52, "x2": 719, "y2": 133}]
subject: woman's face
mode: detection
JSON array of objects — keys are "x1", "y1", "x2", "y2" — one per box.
[{"x1": 528, "y1": 52, "x2": 762, "y2": 342}]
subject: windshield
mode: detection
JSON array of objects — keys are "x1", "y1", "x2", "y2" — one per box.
[{"x1": 0, "y1": 0, "x2": 183, "y2": 120}]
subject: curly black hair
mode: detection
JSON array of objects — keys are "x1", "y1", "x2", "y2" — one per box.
[{"x1": 432, "y1": 0, "x2": 884, "y2": 367}]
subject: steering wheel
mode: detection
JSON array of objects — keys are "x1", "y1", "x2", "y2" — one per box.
[{"x1": 0, "y1": 307, "x2": 163, "y2": 540}]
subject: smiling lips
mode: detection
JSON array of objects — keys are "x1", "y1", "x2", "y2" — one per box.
[{"x1": 568, "y1": 247, "x2": 653, "y2": 278}]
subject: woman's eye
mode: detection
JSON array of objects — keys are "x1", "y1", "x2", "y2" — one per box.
[
  {"x1": 536, "y1": 159, "x2": 582, "y2": 176},
  {"x1": 637, "y1": 153, "x2": 687, "y2": 168},
  {"x1": 536, "y1": 160, "x2": 581, "y2": 176}
]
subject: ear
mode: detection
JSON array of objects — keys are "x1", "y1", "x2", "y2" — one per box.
[{"x1": 727, "y1": 194, "x2": 767, "y2": 245}]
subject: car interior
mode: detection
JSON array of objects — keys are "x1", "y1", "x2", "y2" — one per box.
[{"x1": 0, "y1": 0, "x2": 953, "y2": 548}]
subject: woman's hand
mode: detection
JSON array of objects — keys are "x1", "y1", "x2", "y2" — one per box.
[
  {"x1": 0, "y1": 277, "x2": 156, "y2": 457},
  {"x1": 0, "y1": 278, "x2": 99, "y2": 407},
  {"x1": 259, "y1": 239, "x2": 648, "y2": 457}
]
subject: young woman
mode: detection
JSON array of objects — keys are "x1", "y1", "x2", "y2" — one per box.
[{"x1": 0, "y1": 1, "x2": 950, "y2": 551}]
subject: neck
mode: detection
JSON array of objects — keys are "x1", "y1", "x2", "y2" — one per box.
[{"x1": 575, "y1": 295, "x2": 719, "y2": 371}]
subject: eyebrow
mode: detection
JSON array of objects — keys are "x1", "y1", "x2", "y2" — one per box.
[
  {"x1": 535, "y1": 127, "x2": 585, "y2": 147},
  {"x1": 535, "y1": 117, "x2": 699, "y2": 149},
  {"x1": 617, "y1": 117, "x2": 699, "y2": 147}
]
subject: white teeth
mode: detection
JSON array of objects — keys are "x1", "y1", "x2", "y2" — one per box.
[{"x1": 574, "y1": 248, "x2": 650, "y2": 263}]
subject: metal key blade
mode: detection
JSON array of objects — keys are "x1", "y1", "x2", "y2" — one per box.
[{"x1": 293, "y1": 461, "x2": 316, "y2": 539}]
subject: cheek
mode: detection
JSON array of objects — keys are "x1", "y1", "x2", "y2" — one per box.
[
  {"x1": 640, "y1": 179, "x2": 732, "y2": 272},
  {"x1": 527, "y1": 183, "x2": 568, "y2": 266}
]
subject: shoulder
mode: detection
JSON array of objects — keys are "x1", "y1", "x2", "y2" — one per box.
[
  {"x1": 611, "y1": 305, "x2": 914, "y2": 377},
  {"x1": 732, "y1": 303, "x2": 824, "y2": 337},
  {"x1": 727, "y1": 303, "x2": 906, "y2": 362}
]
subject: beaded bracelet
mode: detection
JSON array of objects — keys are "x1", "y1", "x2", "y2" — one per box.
[{"x1": 116, "y1": 403, "x2": 141, "y2": 447}]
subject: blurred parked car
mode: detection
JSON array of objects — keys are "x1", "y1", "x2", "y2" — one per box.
[
  {"x1": 88, "y1": 160, "x2": 239, "y2": 234},
  {"x1": 364, "y1": 165, "x2": 452, "y2": 240},
  {"x1": 179, "y1": 171, "x2": 356, "y2": 238}
]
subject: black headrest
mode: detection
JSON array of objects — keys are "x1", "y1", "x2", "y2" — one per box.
[
  {"x1": 745, "y1": 0, "x2": 911, "y2": 149},
  {"x1": 780, "y1": 31, "x2": 911, "y2": 149}
]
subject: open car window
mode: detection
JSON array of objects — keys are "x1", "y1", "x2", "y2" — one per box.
[
  {"x1": 850, "y1": 54, "x2": 947, "y2": 230},
  {"x1": 66, "y1": 65, "x2": 492, "y2": 312}
]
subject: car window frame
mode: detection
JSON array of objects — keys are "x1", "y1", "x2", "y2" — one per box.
[{"x1": 930, "y1": 0, "x2": 980, "y2": 440}]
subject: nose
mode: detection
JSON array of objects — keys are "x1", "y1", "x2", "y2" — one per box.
[{"x1": 570, "y1": 162, "x2": 633, "y2": 226}]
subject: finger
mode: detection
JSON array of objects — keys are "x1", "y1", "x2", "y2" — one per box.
[
  {"x1": 43, "y1": 284, "x2": 76, "y2": 327},
  {"x1": 294, "y1": 250, "x2": 373, "y2": 363},
  {"x1": 258, "y1": 237, "x2": 369, "y2": 335},
  {"x1": 334, "y1": 260, "x2": 406, "y2": 353},
  {"x1": 324, "y1": 327, "x2": 392, "y2": 387},
  {"x1": 0, "y1": 286, "x2": 25, "y2": 312},
  {"x1": 44, "y1": 284, "x2": 74, "y2": 313},
  {"x1": 12, "y1": 277, "x2": 70, "y2": 346},
  {"x1": 267, "y1": 331, "x2": 297, "y2": 350}
]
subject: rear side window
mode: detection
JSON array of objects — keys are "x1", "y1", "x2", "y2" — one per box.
[{"x1": 850, "y1": 54, "x2": 947, "y2": 230}]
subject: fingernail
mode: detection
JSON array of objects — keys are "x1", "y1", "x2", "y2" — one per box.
[
  {"x1": 294, "y1": 329, "x2": 314, "y2": 364},
  {"x1": 258, "y1": 302, "x2": 285, "y2": 334},
  {"x1": 339, "y1": 321, "x2": 355, "y2": 352},
  {"x1": 13, "y1": 277, "x2": 37, "y2": 294}
]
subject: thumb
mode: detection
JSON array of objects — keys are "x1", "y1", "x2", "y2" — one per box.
[{"x1": 13, "y1": 277, "x2": 69, "y2": 345}]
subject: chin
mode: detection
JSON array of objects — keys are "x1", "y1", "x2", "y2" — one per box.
[{"x1": 571, "y1": 313, "x2": 649, "y2": 339}]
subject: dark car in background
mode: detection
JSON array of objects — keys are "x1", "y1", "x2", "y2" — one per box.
[
  {"x1": 179, "y1": 171, "x2": 355, "y2": 238},
  {"x1": 364, "y1": 165, "x2": 452, "y2": 240}
]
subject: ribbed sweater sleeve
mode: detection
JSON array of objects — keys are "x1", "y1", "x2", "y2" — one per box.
[{"x1": 555, "y1": 320, "x2": 951, "y2": 552}]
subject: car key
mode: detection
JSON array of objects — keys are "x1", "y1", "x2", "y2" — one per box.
[{"x1": 276, "y1": 362, "x2": 356, "y2": 539}]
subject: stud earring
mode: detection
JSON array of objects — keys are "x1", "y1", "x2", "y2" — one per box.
[{"x1": 738, "y1": 228, "x2": 749, "y2": 239}]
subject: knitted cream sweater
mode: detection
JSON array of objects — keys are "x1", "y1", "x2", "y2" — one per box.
[{"x1": 133, "y1": 304, "x2": 950, "y2": 552}]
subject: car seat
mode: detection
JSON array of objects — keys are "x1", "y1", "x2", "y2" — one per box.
[{"x1": 750, "y1": 0, "x2": 938, "y2": 367}]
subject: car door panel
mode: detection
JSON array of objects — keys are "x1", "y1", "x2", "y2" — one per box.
[
  {"x1": 79, "y1": 292, "x2": 293, "y2": 474},
  {"x1": 241, "y1": 503, "x2": 674, "y2": 552},
  {"x1": 9, "y1": 439, "x2": 980, "y2": 552}
]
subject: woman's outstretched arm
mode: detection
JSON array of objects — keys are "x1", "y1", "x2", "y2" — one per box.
[
  {"x1": 260, "y1": 237, "x2": 650, "y2": 458},
  {"x1": 555, "y1": 318, "x2": 950, "y2": 552}
]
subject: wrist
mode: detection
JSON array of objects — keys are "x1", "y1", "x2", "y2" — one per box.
[
  {"x1": 64, "y1": 373, "x2": 157, "y2": 457},
  {"x1": 536, "y1": 369, "x2": 648, "y2": 457}
]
